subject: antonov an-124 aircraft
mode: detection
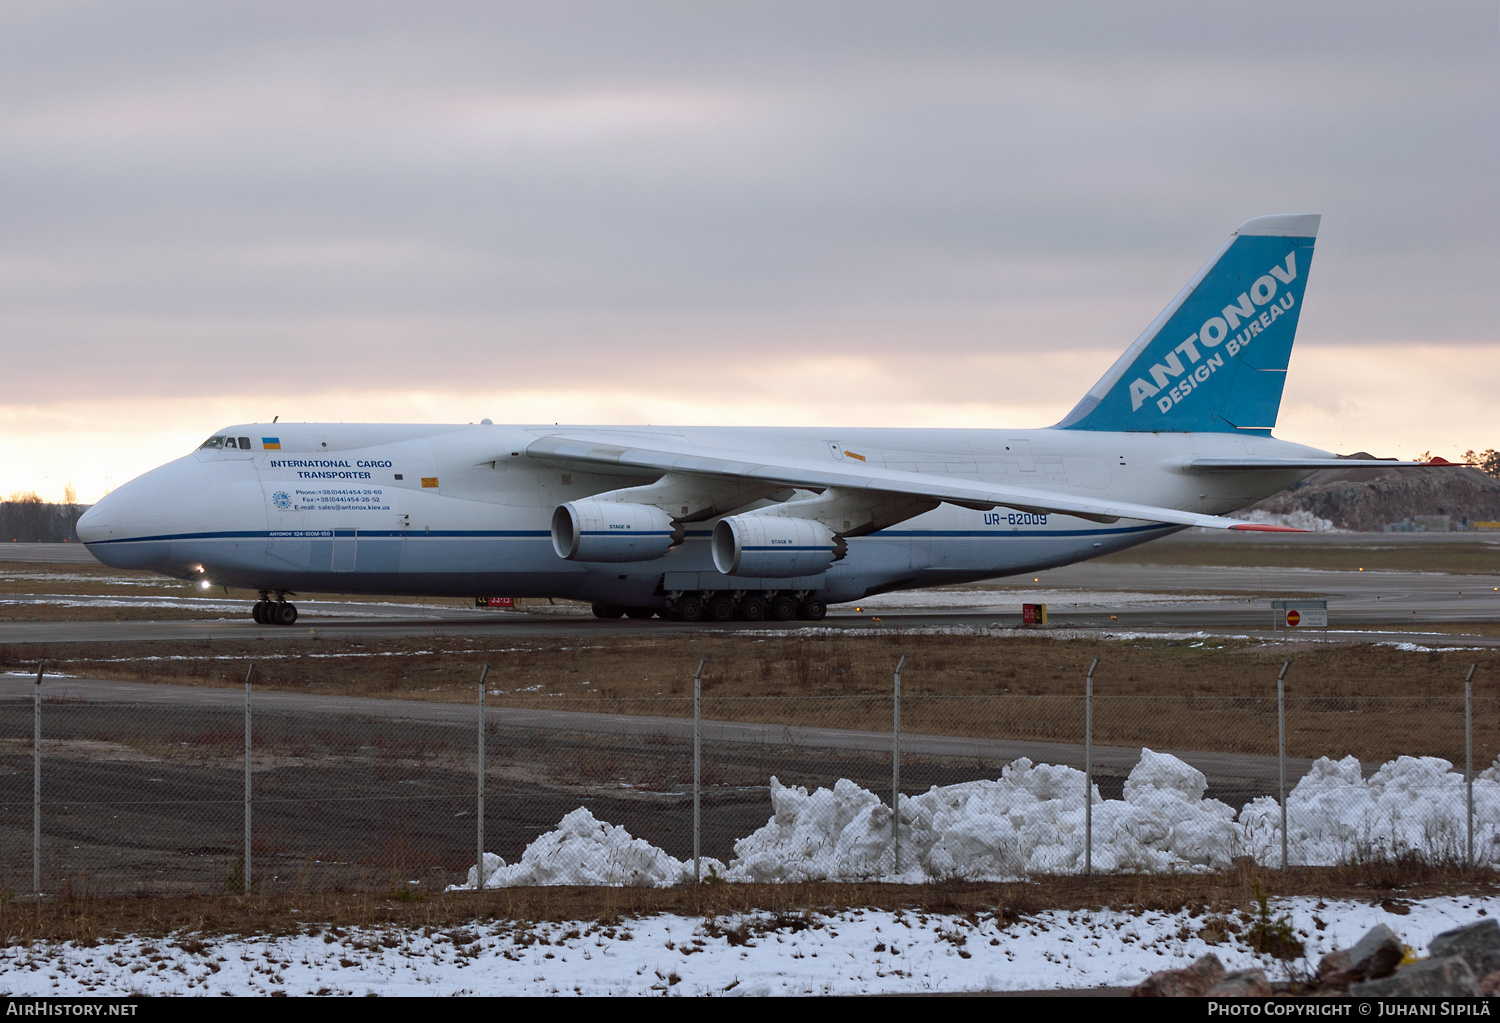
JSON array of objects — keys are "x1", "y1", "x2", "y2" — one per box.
[{"x1": 77, "y1": 214, "x2": 1447, "y2": 625}]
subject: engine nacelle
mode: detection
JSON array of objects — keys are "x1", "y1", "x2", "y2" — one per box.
[
  {"x1": 711, "y1": 515, "x2": 838, "y2": 577},
  {"x1": 551, "y1": 500, "x2": 680, "y2": 563}
]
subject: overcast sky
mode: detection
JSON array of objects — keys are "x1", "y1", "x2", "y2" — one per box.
[{"x1": 1, "y1": 1, "x2": 1496, "y2": 502}]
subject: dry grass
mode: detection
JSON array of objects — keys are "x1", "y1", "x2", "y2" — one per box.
[
  {"x1": 3, "y1": 633, "x2": 1498, "y2": 765},
  {"x1": 0, "y1": 862, "x2": 1494, "y2": 943},
  {"x1": 0, "y1": 605, "x2": 248, "y2": 622},
  {"x1": 1340, "y1": 621, "x2": 1500, "y2": 637},
  {"x1": 0, "y1": 561, "x2": 188, "y2": 594}
]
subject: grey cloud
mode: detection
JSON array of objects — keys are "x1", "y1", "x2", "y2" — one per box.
[{"x1": 0, "y1": 1, "x2": 1494, "y2": 405}]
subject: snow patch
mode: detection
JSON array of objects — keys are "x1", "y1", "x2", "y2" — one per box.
[
  {"x1": 849, "y1": 588, "x2": 1252, "y2": 611},
  {"x1": 7, "y1": 897, "x2": 1500, "y2": 995}
]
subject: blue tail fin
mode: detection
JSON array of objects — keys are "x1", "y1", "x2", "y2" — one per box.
[{"x1": 1057, "y1": 214, "x2": 1319, "y2": 434}]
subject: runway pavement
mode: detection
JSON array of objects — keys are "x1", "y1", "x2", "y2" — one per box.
[
  {"x1": 0, "y1": 542, "x2": 99, "y2": 563},
  {"x1": 2, "y1": 560, "x2": 1498, "y2": 644},
  {"x1": 3, "y1": 541, "x2": 1498, "y2": 644}
]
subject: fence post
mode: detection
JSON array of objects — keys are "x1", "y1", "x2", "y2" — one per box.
[
  {"x1": 1085, "y1": 657, "x2": 1098, "y2": 877},
  {"x1": 693, "y1": 659, "x2": 705, "y2": 884},
  {"x1": 243, "y1": 662, "x2": 254, "y2": 894},
  {"x1": 893, "y1": 653, "x2": 907, "y2": 876},
  {"x1": 1278, "y1": 660, "x2": 1290, "y2": 873},
  {"x1": 1467, "y1": 662, "x2": 1477, "y2": 867},
  {"x1": 33, "y1": 659, "x2": 43, "y2": 897},
  {"x1": 477, "y1": 662, "x2": 489, "y2": 890}
]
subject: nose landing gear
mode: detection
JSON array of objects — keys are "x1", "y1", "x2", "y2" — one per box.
[{"x1": 252, "y1": 593, "x2": 299, "y2": 626}]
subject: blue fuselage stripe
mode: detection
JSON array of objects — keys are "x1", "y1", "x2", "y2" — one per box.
[
  {"x1": 87, "y1": 529, "x2": 553, "y2": 544},
  {"x1": 86, "y1": 522, "x2": 1166, "y2": 545}
]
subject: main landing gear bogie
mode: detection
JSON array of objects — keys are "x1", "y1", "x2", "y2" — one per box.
[
  {"x1": 769, "y1": 593, "x2": 799, "y2": 622},
  {"x1": 252, "y1": 594, "x2": 298, "y2": 626},
  {"x1": 651, "y1": 590, "x2": 826, "y2": 624}
]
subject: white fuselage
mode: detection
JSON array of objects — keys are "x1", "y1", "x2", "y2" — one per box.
[{"x1": 77, "y1": 423, "x2": 1325, "y2": 608}]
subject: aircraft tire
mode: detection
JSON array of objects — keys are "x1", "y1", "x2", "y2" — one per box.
[
  {"x1": 705, "y1": 593, "x2": 736, "y2": 622},
  {"x1": 251, "y1": 601, "x2": 267, "y2": 624},
  {"x1": 736, "y1": 593, "x2": 767, "y2": 622},
  {"x1": 796, "y1": 598, "x2": 826, "y2": 621},
  {"x1": 624, "y1": 607, "x2": 654, "y2": 620},
  {"x1": 675, "y1": 596, "x2": 704, "y2": 622},
  {"x1": 275, "y1": 602, "x2": 298, "y2": 626},
  {"x1": 592, "y1": 603, "x2": 626, "y2": 619},
  {"x1": 769, "y1": 594, "x2": 798, "y2": 621}
]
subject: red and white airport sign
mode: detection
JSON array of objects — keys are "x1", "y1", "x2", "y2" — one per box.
[{"x1": 1272, "y1": 599, "x2": 1327, "y2": 629}]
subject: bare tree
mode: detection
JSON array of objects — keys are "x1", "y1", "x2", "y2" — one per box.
[
  {"x1": 1462, "y1": 449, "x2": 1500, "y2": 479},
  {"x1": 0, "y1": 493, "x2": 90, "y2": 542}
]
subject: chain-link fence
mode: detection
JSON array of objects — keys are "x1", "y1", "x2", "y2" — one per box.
[{"x1": 0, "y1": 656, "x2": 1493, "y2": 895}]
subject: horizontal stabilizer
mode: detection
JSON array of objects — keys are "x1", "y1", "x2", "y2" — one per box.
[{"x1": 1179, "y1": 457, "x2": 1460, "y2": 472}]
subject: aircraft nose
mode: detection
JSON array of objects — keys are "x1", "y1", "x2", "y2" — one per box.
[
  {"x1": 76, "y1": 488, "x2": 148, "y2": 568},
  {"x1": 75, "y1": 500, "x2": 110, "y2": 545},
  {"x1": 74, "y1": 460, "x2": 195, "y2": 571}
]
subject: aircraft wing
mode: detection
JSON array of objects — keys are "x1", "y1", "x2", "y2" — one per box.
[{"x1": 524, "y1": 434, "x2": 1303, "y2": 532}]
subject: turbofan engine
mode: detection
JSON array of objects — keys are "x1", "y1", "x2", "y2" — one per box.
[
  {"x1": 711, "y1": 515, "x2": 840, "y2": 577},
  {"x1": 551, "y1": 500, "x2": 682, "y2": 563}
]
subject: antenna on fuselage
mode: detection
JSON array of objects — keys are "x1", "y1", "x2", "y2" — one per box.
[{"x1": 273, "y1": 416, "x2": 279, "y2": 423}]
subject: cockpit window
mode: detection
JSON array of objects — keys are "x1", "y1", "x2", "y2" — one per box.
[
  {"x1": 199, "y1": 436, "x2": 227, "y2": 449},
  {"x1": 238, "y1": 437, "x2": 251, "y2": 449}
]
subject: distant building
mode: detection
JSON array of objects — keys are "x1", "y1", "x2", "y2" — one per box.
[{"x1": 1384, "y1": 515, "x2": 1452, "y2": 532}]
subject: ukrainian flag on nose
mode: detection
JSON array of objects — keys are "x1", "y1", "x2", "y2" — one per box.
[{"x1": 262, "y1": 438, "x2": 281, "y2": 450}]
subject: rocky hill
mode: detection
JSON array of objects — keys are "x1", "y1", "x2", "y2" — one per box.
[{"x1": 1245, "y1": 453, "x2": 1500, "y2": 531}]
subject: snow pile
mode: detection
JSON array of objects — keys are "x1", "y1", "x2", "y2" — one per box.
[
  {"x1": 458, "y1": 751, "x2": 1500, "y2": 887},
  {"x1": 1096, "y1": 749, "x2": 1240, "y2": 872},
  {"x1": 1231, "y1": 508, "x2": 1339, "y2": 532},
  {"x1": 1241, "y1": 754, "x2": 1500, "y2": 865},
  {"x1": 725, "y1": 777, "x2": 914, "y2": 882},
  {"x1": 725, "y1": 750, "x2": 1241, "y2": 881},
  {"x1": 451, "y1": 807, "x2": 722, "y2": 889}
]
